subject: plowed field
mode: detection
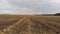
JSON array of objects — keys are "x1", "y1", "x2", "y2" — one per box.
[{"x1": 0, "y1": 15, "x2": 60, "y2": 34}]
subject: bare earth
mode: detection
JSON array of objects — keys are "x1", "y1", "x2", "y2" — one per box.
[{"x1": 0, "y1": 15, "x2": 60, "y2": 34}]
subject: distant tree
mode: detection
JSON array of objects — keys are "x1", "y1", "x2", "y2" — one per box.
[{"x1": 55, "y1": 13, "x2": 60, "y2": 16}]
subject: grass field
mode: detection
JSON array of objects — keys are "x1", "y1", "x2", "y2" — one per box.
[{"x1": 0, "y1": 15, "x2": 60, "y2": 34}]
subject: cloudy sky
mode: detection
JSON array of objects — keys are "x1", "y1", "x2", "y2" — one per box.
[{"x1": 0, "y1": 0, "x2": 60, "y2": 14}]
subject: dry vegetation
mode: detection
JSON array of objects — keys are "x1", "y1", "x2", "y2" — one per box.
[{"x1": 0, "y1": 15, "x2": 60, "y2": 34}]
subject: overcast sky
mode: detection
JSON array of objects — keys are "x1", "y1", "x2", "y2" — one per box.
[{"x1": 0, "y1": 0, "x2": 60, "y2": 14}]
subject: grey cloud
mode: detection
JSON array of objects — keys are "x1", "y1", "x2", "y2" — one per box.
[
  {"x1": 8, "y1": 0, "x2": 60, "y2": 14},
  {"x1": 0, "y1": 0, "x2": 60, "y2": 14}
]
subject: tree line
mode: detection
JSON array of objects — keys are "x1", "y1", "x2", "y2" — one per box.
[
  {"x1": 55, "y1": 13, "x2": 60, "y2": 16},
  {"x1": 34, "y1": 13, "x2": 60, "y2": 16}
]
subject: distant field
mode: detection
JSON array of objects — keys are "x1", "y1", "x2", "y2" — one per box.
[{"x1": 0, "y1": 15, "x2": 60, "y2": 34}]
